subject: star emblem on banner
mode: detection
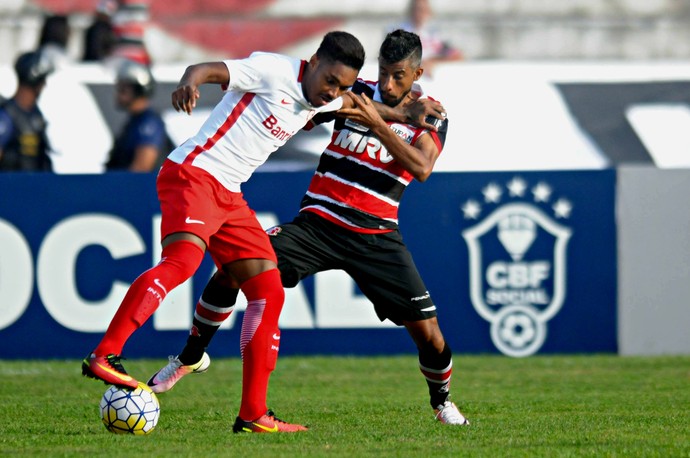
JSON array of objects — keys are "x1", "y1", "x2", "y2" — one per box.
[{"x1": 461, "y1": 176, "x2": 573, "y2": 220}]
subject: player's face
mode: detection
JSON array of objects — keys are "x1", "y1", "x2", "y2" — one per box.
[
  {"x1": 30, "y1": 79, "x2": 47, "y2": 98},
  {"x1": 377, "y1": 58, "x2": 422, "y2": 107},
  {"x1": 303, "y1": 57, "x2": 358, "y2": 107},
  {"x1": 115, "y1": 82, "x2": 135, "y2": 110}
]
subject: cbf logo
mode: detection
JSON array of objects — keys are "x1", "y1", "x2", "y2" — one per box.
[{"x1": 461, "y1": 177, "x2": 572, "y2": 357}]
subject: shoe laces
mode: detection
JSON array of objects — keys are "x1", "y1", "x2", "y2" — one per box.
[
  {"x1": 157, "y1": 355, "x2": 183, "y2": 380},
  {"x1": 105, "y1": 354, "x2": 129, "y2": 374},
  {"x1": 266, "y1": 410, "x2": 288, "y2": 425},
  {"x1": 436, "y1": 401, "x2": 464, "y2": 423}
]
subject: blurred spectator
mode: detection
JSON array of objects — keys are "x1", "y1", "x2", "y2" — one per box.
[
  {"x1": 38, "y1": 14, "x2": 72, "y2": 69},
  {"x1": 0, "y1": 51, "x2": 55, "y2": 171},
  {"x1": 105, "y1": 60, "x2": 169, "y2": 171},
  {"x1": 83, "y1": 0, "x2": 118, "y2": 62},
  {"x1": 394, "y1": 0, "x2": 463, "y2": 76},
  {"x1": 110, "y1": 0, "x2": 152, "y2": 66}
]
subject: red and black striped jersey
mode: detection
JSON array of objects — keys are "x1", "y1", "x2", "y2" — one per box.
[{"x1": 300, "y1": 79, "x2": 447, "y2": 233}]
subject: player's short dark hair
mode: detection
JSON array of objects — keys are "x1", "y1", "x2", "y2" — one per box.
[
  {"x1": 380, "y1": 29, "x2": 422, "y2": 68},
  {"x1": 316, "y1": 31, "x2": 365, "y2": 71}
]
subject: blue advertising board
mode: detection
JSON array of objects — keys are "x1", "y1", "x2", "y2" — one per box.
[{"x1": 0, "y1": 170, "x2": 617, "y2": 359}]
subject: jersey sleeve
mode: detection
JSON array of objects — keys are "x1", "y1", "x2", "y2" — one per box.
[
  {"x1": 353, "y1": 79, "x2": 375, "y2": 97},
  {"x1": 428, "y1": 118, "x2": 448, "y2": 153},
  {"x1": 411, "y1": 87, "x2": 448, "y2": 153},
  {"x1": 223, "y1": 52, "x2": 285, "y2": 93},
  {"x1": 320, "y1": 96, "x2": 343, "y2": 113},
  {"x1": 309, "y1": 81, "x2": 371, "y2": 128}
]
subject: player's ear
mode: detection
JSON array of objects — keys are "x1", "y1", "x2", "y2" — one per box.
[{"x1": 414, "y1": 67, "x2": 424, "y2": 81}]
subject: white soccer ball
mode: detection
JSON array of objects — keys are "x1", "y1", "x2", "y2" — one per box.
[{"x1": 100, "y1": 382, "x2": 160, "y2": 435}]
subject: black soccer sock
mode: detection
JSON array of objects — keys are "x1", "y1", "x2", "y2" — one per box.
[
  {"x1": 178, "y1": 278, "x2": 239, "y2": 365},
  {"x1": 418, "y1": 343, "x2": 453, "y2": 408}
]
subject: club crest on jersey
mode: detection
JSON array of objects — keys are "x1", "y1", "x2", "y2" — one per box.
[
  {"x1": 460, "y1": 177, "x2": 573, "y2": 357},
  {"x1": 266, "y1": 226, "x2": 282, "y2": 236}
]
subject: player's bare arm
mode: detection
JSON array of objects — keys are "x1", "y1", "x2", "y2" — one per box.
[
  {"x1": 401, "y1": 97, "x2": 446, "y2": 130},
  {"x1": 172, "y1": 62, "x2": 230, "y2": 115},
  {"x1": 377, "y1": 96, "x2": 446, "y2": 131},
  {"x1": 350, "y1": 93, "x2": 440, "y2": 182},
  {"x1": 339, "y1": 91, "x2": 446, "y2": 131}
]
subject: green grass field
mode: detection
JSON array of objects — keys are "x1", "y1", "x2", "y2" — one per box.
[{"x1": 0, "y1": 355, "x2": 688, "y2": 457}]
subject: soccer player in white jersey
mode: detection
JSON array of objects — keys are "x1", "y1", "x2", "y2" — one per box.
[
  {"x1": 148, "y1": 30, "x2": 470, "y2": 427},
  {"x1": 82, "y1": 31, "x2": 366, "y2": 433}
]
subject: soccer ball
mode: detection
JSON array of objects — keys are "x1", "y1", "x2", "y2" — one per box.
[{"x1": 100, "y1": 382, "x2": 160, "y2": 435}]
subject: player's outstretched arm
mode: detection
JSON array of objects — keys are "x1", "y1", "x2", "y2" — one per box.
[
  {"x1": 339, "y1": 93, "x2": 446, "y2": 131},
  {"x1": 401, "y1": 98, "x2": 446, "y2": 131},
  {"x1": 172, "y1": 62, "x2": 230, "y2": 115}
]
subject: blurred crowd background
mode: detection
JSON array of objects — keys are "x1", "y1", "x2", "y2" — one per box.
[
  {"x1": 2, "y1": 0, "x2": 690, "y2": 67},
  {"x1": 2, "y1": 0, "x2": 690, "y2": 173}
]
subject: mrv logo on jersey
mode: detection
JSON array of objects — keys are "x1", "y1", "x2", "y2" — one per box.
[{"x1": 461, "y1": 177, "x2": 573, "y2": 357}]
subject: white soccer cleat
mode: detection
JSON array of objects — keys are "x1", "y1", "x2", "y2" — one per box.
[
  {"x1": 434, "y1": 401, "x2": 470, "y2": 425},
  {"x1": 147, "y1": 352, "x2": 211, "y2": 393}
]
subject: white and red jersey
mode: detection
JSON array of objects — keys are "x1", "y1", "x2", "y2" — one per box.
[
  {"x1": 167, "y1": 52, "x2": 343, "y2": 192},
  {"x1": 300, "y1": 79, "x2": 447, "y2": 233}
]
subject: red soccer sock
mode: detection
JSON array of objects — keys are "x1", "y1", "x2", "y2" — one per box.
[
  {"x1": 237, "y1": 269, "x2": 285, "y2": 421},
  {"x1": 95, "y1": 240, "x2": 205, "y2": 356}
]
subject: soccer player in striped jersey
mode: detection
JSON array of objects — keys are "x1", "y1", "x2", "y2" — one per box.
[
  {"x1": 81, "y1": 31, "x2": 366, "y2": 433},
  {"x1": 149, "y1": 29, "x2": 469, "y2": 427}
]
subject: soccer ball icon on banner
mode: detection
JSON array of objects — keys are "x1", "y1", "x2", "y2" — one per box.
[{"x1": 100, "y1": 382, "x2": 160, "y2": 435}]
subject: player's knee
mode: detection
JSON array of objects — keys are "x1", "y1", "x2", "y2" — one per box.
[
  {"x1": 152, "y1": 240, "x2": 205, "y2": 289},
  {"x1": 278, "y1": 263, "x2": 300, "y2": 288},
  {"x1": 267, "y1": 273, "x2": 286, "y2": 303},
  {"x1": 203, "y1": 274, "x2": 239, "y2": 307},
  {"x1": 241, "y1": 268, "x2": 285, "y2": 304},
  {"x1": 280, "y1": 270, "x2": 299, "y2": 288}
]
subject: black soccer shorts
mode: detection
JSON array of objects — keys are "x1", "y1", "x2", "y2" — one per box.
[{"x1": 267, "y1": 212, "x2": 438, "y2": 325}]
